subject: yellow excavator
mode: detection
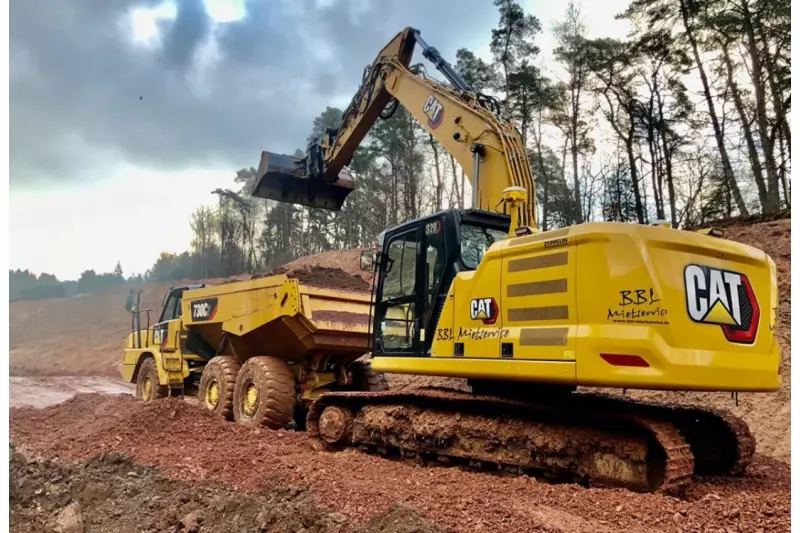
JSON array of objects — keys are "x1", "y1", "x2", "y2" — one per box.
[{"x1": 252, "y1": 27, "x2": 781, "y2": 492}]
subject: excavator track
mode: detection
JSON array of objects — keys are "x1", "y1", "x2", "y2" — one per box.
[{"x1": 307, "y1": 389, "x2": 699, "y2": 493}]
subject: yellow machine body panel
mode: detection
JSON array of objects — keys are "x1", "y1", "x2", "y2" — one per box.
[
  {"x1": 119, "y1": 331, "x2": 198, "y2": 386},
  {"x1": 372, "y1": 222, "x2": 781, "y2": 393},
  {"x1": 179, "y1": 275, "x2": 372, "y2": 359}
]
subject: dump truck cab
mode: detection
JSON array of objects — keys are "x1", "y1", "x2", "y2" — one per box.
[{"x1": 119, "y1": 285, "x2": 209, "y2": 400}]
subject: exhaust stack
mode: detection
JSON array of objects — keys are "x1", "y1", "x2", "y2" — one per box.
[{"x1": 252, "y1": 151, "x2": 355, "y2": 211}]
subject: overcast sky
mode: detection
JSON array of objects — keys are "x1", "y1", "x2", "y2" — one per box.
[{"x1": 9, "y1": 0, "x2": 629, "y2": 280}]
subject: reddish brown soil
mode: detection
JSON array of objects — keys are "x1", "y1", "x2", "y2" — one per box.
[
  {"x1": 10, "y1": 446, "x2": 341, "y2": 533},
  {"x1": 11, "y1": 394, "x2": 790, "y2": 533},
  {"x1": 280, "y1": 249, "x2": 373, "y2": 283},
  {"x1": 268, "y1": 265, "x2": 370, "y2": 293}
]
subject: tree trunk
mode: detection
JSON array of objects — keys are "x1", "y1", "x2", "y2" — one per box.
[
  {"x1": 721, "y1": 44, "x2": 768, "y2": 208},
  {"x1": 448, "y1": 154, "x2": 462, "y2": 208},
  {"x1": 533, "y1": 121, "x2": 551, "y2": 231},
  {"x1": 762, "y1": 43, "x2": 791, "y2": 158},
  {"x1": 777, "y1": 128, "x2": 791, "y2": 207},
  {"x1": 626, "y1": 134, "x2": 644, "y2": 224},
  {"x1": 646, "y1": 120, "x2": 663, "y2": 219},
  {"x1": 654, "y1": 85, "x2": 676, "y2": 226},
  {"x1": 571, "y1": 92, "x2": 582, "y2": 224},
  {"x1": 679, "y1": 0, "x2": 749, "y2": 216},
  {"x1": 740, "y1": 0, "x2": 781, "y2": 213},
  {"x1": 660, "y1": 137, "x2": 677, "y2": 228}
]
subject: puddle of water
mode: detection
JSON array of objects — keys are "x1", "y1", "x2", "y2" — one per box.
[{"x1": 10, "y1": 376, "x2": 135, "y2": 409}]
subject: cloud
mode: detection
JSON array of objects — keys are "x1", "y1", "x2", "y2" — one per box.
[{"x1": 10, "y1": 0, "x2": 498, "y2": 189}]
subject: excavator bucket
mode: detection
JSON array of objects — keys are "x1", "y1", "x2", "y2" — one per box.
[{"x1": 252, "y1": 151, "x2": 356, "y2": 211}]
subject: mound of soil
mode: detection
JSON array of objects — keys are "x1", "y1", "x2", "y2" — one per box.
[
  {"x1": 266, "y1": 265, "x2": 370, "y2": 293},
  {"x1": 11, "y1": 393, "x2": 790, "y2": 533},
  {"x1": 281, "y1": 249, "x2": 372, "y2": 283},
  {"x1": 10, "y1": 445, "x2": 337, "y2": 533}
]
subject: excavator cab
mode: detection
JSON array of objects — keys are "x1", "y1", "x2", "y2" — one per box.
[{"x1": 371, "y1": 209, "x2": 509, "y2": 357}]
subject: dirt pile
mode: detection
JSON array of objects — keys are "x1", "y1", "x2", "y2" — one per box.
[
  {"x1": 9, "y1": 443, "x2": 451, "y2": 533},
  {"x1": 11, "y1": 393, "x2": 791, "y2": 533},
  {"x1": 281, "y1": 249, "x2": 372, "y2": 283},
  {"x1": 10, "y1": 444, "x2": 339, "y2": 533},
  {"x1": 264, "y1": 266, "x2": 370, "y2": 293}
]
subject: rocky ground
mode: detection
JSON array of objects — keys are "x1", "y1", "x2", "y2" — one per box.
[
  {"x1": 10, "y1": 394, "x2": 791, "y2": 533},
  {"x1": 8, "y1": 218, "x2": 792, "y2": 532},
  {"x1": 10, "y1": 443, "x2": 442, "y2": 533}
]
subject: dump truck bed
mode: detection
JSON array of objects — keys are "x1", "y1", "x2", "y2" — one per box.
[{"x1": 181, "y1": 273, "x2": 372, "y2": 361}]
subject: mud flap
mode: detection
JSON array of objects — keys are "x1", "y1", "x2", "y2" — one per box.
[{"x1": 252, "y1": 151, "x2": 356, "y2": 211}]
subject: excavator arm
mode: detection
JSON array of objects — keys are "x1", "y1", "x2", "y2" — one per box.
[{"x1": 252, "y1": 27, "x2": 537, "y2": 228}]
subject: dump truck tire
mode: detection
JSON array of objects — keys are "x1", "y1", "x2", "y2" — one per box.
[
  {"x1": 136, "y1": 357, "x2": 168, "y2": 402},
  {"x1": 349, "y1": 361, "x2": 389, "y2": 392},
  {"x1": 198, "y1": 356, "x2": 241, "y2": 421},
  {"x1": 233, "y1": 356, "x2": 296, "y2": 430}
]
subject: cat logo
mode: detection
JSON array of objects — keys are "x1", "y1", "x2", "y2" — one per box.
[
  {"x1": 684, "y1": 264, "x2": 760, "y2": 344},
  {"x1": 423, "y1": 94, "x2": 444, "y2": 129},
  {"x1": 470, "y1": 297, "x2": 498, "y2": 325},
  {"x1": 153, "y1": 324, "x2": 168, "y2": 345}
]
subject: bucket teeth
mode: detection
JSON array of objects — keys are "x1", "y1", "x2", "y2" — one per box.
[{"x1": 252, "y1": 151, "x2": 355, "y2": 211}]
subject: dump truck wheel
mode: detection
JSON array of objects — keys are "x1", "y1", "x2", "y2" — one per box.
[
  {"x1": 233, "y1": 356, "x2": 296, "y2": 430},
  {"x1": 136, "y1": 357, "x2": 168, "y2": 402},
  {"x1": 198, "y1": 356, "x2": 241, "y2": 421},
  {"x1": 348, "y1": 360, "x2": 389, "y2": 392}
]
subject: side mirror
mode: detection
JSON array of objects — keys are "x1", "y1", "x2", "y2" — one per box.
[
  {"x1": 125, "y1": 289, "x2": 138, "y2": 312},
  {"x1": 360, "y1": 250, "x2": 377, "y2": 272}
]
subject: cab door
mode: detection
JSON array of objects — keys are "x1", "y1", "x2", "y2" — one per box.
[
  {"x1": 153, "y1": 289, "x2": 184, "y2": 353},
  {"x1": 373, "y1": 228, "x2": 421, "y2": 355}
]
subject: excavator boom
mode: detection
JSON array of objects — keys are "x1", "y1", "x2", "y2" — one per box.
[{"x1": 252, "y1": 27, "x2": 537, "y2": 227}]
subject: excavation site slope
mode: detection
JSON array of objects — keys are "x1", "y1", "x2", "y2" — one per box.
[{"x1": 10, "y1": 394, "x2": 790, "y2": 533}]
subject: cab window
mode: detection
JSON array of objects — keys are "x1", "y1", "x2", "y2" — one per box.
[
  {"x1": 378, "y1": 232, "x2": 417, "y2": 351},
  {"x1": 459, "y1": 224, "x2": 507, "y2": 270},
  {"x1": 159, "y1": 291, "x2": 182, "y2": 322}
]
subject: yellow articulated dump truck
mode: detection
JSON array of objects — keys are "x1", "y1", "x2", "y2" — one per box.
[{"x1": 119, "y1": 271, "x2": 387, "y2": 429}]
